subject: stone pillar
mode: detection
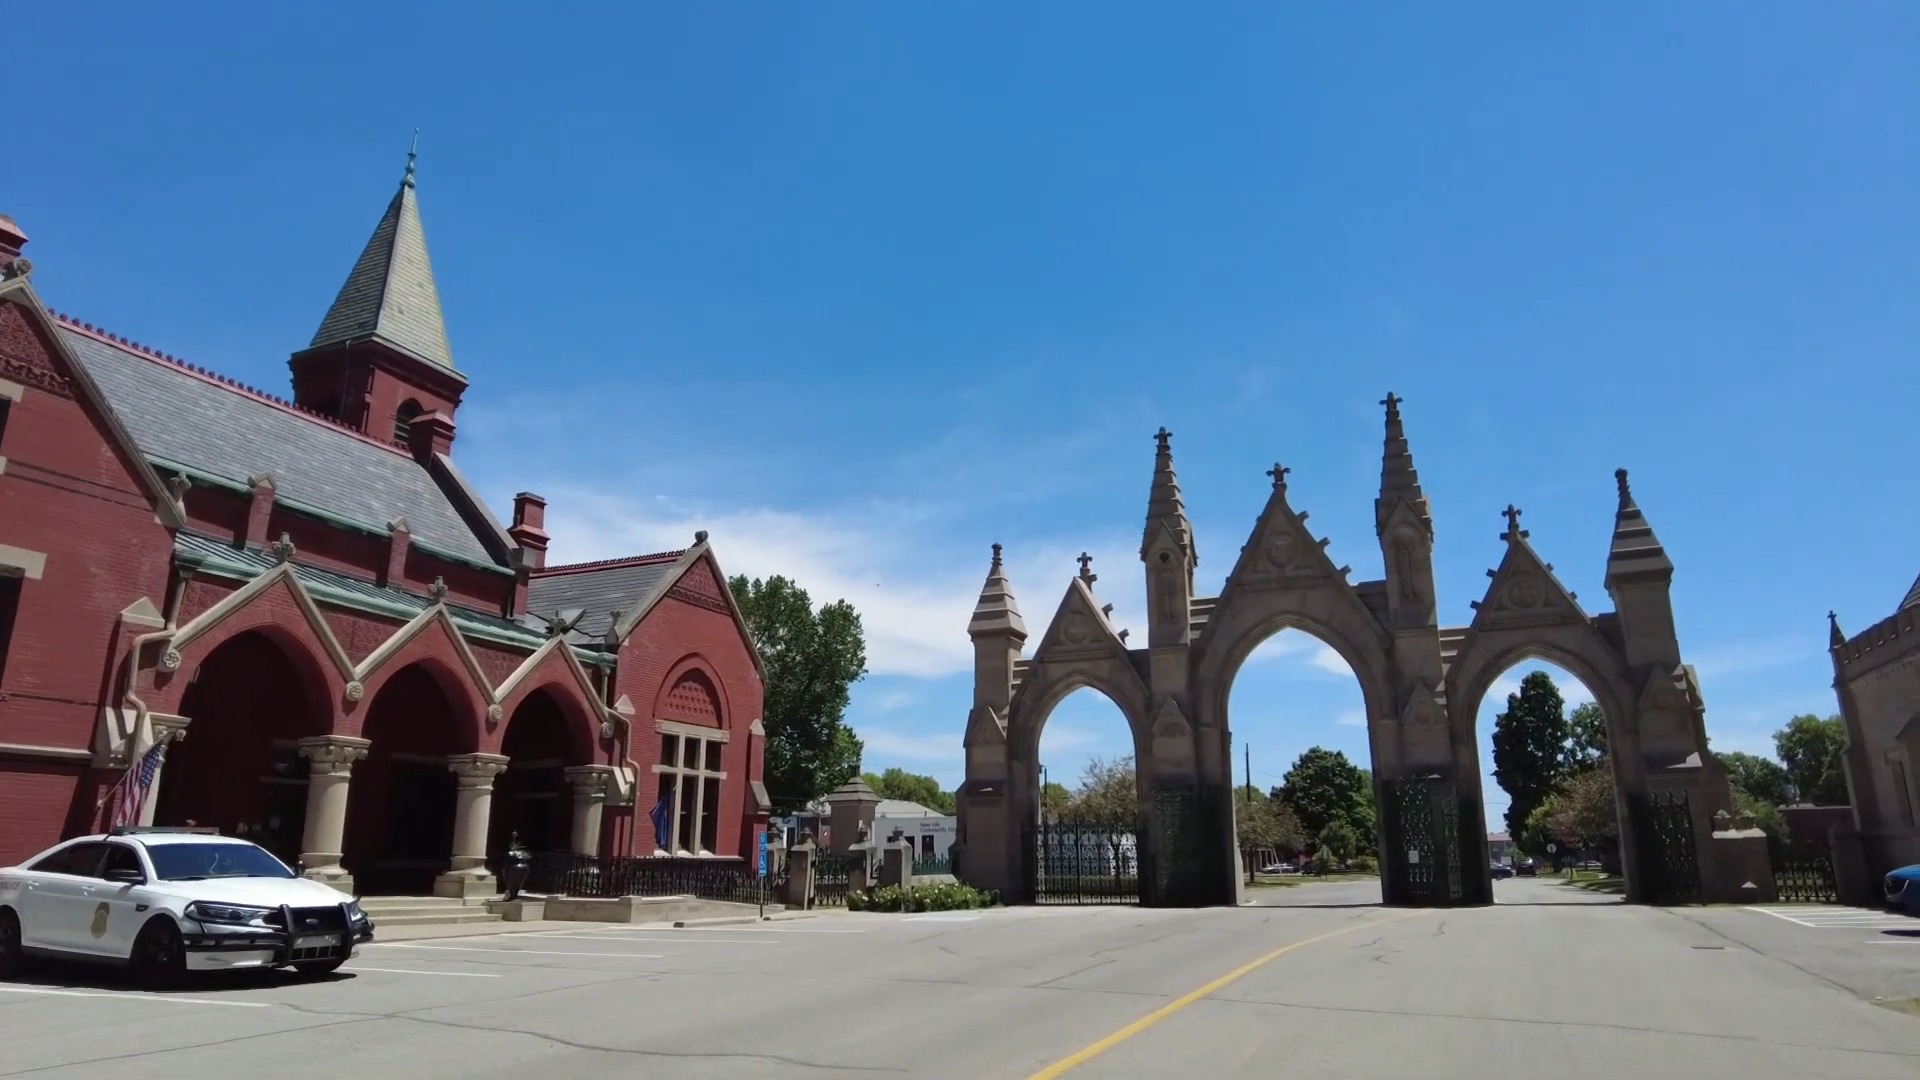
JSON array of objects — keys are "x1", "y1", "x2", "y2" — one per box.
[
  {"x1": 880, "y1": 829, "x2": 915, "y2": 889},
  {"x1": 434, "y1": 753, "x2": 510, "y2": 900},
  {"x1": 783, "y1": 836, "x2": 816, "y2": 909},
  {"x1": 564, "y1": 764, "x2": 616, "y2": 857},
  {"x1": 296, "y1": 735, "x2": 370, "y2": 894},
  {"x1": 822, "y1": 777, "x2": 881, "y2": 855},
  {"x1": 138, "y1": 714, "x2": 193, "y2": 827}
]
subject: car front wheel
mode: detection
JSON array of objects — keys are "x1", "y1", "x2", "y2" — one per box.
[
  {"x1": 132, "y1": 917, "x2": 187, "y2": 989},
  {"x1": 0, "y1": 909, "x2": 23, "y2": 979}
]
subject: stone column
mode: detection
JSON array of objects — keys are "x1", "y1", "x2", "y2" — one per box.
[
  {"x1": 296, "y1": 735, "x2": 370, "y2": 895},
  {"x1": 564, "y1": 764, "x2": 617, "y2": 857},
  {"x1": 137, "y1": 714, "x2": 193, "y2": 827},
  {"x1": 434, "y1": 753, "x2": 510, "y2": 901}
]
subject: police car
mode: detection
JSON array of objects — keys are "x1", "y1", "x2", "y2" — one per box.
[{"x1": 0, "y1": 827, "x2": 374, "y2": 985}]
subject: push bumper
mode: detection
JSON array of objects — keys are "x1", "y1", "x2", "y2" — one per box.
[{"x1": 181, "y1": 902, "x2": 374, "y2": 970}]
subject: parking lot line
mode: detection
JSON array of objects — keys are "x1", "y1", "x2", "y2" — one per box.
[
  {"x1": 347, "y1": 966, "x2": 504, "y2": 977},
  {"x1": 369, "y1": 943, "x2": 664, "y2": 958},
  {"x1": 513, "y1": 933, "x2": 774, "y2": 944},
  {"x1": 0, "y1": 985, "x2": 272, "y2": 1008}
]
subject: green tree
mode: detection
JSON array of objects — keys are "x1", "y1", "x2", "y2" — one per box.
[
  {"x1": 1236, "y1": 790, "x2": 1306, "y2": 854},
  {"x1": 728, "y1": 574, "x2": 868, "y2": 811},
  {"x1": 1773, "y1": 714, "x2": 1850, "y2": 806},
  {"x1": 1059, "y1": 755, "x2": 1139, "y2": 832},
  {"x1": 1716, "y1": 751, "x2": 1793, "y2": 808},
  {"x1": 1564, "y1": 702, "x2": 1608, "y2": 773},
  {"x1": 1277, "y1": 748, "x2": 1374, "y2": 850},
  {"x1": 1041, "y1": 781, "x2": 1073, "y2": 817},
  {"x1": 1315, "y1": 820, "x2": 1359, "y2": 864},
  {"x1": 1537, "y1": 767, "x2": 1619, "y2": 854},
  {"x1": 861, "y1": 767, "x2": 956, "y2": 815},
  {"x1": 1491, "y1": 671, "x2": 1572, "y2": 839}
]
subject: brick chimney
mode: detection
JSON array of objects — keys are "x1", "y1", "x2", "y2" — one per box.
[
  {"x1": 405, "y1": 409, "x2": 456, "y2": 463},
  {"x1": 0, "y1": 215, "x2": 27, "y2": 261},
  {"x1": 509, "y1": 492, "x2": 550, "y2": 569}
]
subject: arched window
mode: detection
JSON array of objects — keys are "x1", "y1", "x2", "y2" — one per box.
[{"x1": 393, "y1": 400, "x2": 425, "y2": 446}]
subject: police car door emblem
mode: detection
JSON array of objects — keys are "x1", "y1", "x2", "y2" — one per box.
[{"x1": 90, "y1": 902, "x2": 110, "y2": 938}]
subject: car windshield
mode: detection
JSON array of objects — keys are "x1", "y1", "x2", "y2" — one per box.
[{"x1": 145, "y1": 843, "x2": 295, "y2": 881}]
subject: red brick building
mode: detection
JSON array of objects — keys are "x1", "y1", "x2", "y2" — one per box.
[{"x1": 0, "y1": 155, "x2": 769, "y2": 896}]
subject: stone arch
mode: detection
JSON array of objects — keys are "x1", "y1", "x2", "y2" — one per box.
[
  {"x1": 344, "y1": 660, "x2": 476, "y2": 894},
  {"x1": 488, "y1": 686, "x2": 589, "y2": 859},
  {"x1": 1008, "y1": 667, "x2": 1150, "y2": 767},
  {"x1": 151, "y1": 577, "x2": 352, "y2": 716},
  {"x1": 1446, "y1": 634, "x2": 1644, "y2": 903},
  {"x1": 151, "y1": 628, "x2": 335, "y2": 866},
  {"x1": 656, "y1": 661, "x2": 727, "y2": 728},
  {"x1": 1194, "y1": 606, "x2": 1397, "y2": 749}
]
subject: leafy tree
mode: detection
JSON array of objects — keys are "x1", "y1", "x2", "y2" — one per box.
[
  {"x1": 1564, "y1": 702, "x2": 1608, "y2": 773},
  {"x1": 1536, "y1": 767, "x2": 1619, "y2": 854},
  {"x1": 1041, "y1": 781, "x2": 1072, "y2": 817},
  {"x1": 1716, "y1": 751, "x2": 1793, "y2": 808},
  {"x1": 1773, "y1": 714, "x2": 1850, "y2": 806},
  {"x1": 1729, "y1": 785, "x2": 1786, "y2": 845},
  {"x1": 1315, "y1": 820, "x2": 1359, "y2": 865},
  {"x1": 728, "y1": 574, "x2": 868, "y2": 811},
  {"x1": 1277, "y1": 747, "x2": 1374, "y2": 850},
  {"x1": 1236, "y1": 790, "x2": 1305, "y2": 854},
  {"x1": 1059, "y1": 755, "x2": 1139, "y2": 832},
  {"x1": 861, "y1": 768, "x2": 956, "y2": 815},
  {"x1": 1492, "y1": 671, "x2": 1572, "y2": 840}
]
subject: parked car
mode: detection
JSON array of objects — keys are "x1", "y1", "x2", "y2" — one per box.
[
  {"x1": 1515, "y1": 859, "x2": 1538, "y2": 877},
  {"x1": 1490, "y1": 864, "x2": 1514, "y2": 880},
  {"x1": 1886, "y1": 864, "x2": 1920, "y2": 914},
  {"x1": 0, "y1": 826, "x2": 374, "y2": 986}
]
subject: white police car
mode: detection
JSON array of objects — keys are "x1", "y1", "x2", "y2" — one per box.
[{"x1": 0, "y1": 827, "x2": 374, "y2": 985}]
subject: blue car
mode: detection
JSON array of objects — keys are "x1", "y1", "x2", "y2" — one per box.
[{"x1": 1886, "y1": 864, "x2": 1920, "y2": 914}]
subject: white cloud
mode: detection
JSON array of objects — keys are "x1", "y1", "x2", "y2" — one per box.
[
  {"x1": 867, "y1": 689, "x2": 918, "y2": 714},
  {"x1": 536, "y1": 487, "x2": 1143, "y2": 679},
  {"x1": 1311, "y1": 643, "x2": 1356, "y2": 677},
  {"x1": 854, "y1": 727, "x2": 959, "y2": 762},
  {"x1": 1334, "y1": 710, "x2": 1366, "y2": 728}
]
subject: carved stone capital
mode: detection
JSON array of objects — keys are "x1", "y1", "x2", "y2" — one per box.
[
  {"x1": 298, "y1": 736, "x2": 371, "y2": 776},
  {"x1": 447, "y1": 753, "x2": 510, "y2": 787},
  {"x1": 565, "y1": 764, "x2": 618, "y2": 802}
]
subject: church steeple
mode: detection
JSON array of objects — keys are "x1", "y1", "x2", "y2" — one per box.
[
  {"x1": 1141, "y1": 427, "x2": 1196, "y2": 648},
  {"x1": 1375, "y1": 393, "x2": 1436, "y2": 630},
  {"x1": 1141, "y1": 427, "x2": 1195, "y2": 565},
  {"x1": 1603, "y1": 468, "x2": 1674, "y2": 586},
  {"x1": 1374, "y1": 391, "x2": 1429, "y2": 536},
  {"x1": 968, "y1": 542, "x2": 1027, "y2": 642},
  {"x1": 291, "y1": 136, "x2": 469, "y2": 453}
]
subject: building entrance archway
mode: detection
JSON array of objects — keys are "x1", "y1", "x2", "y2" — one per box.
[
  {"x1": 345, "y1": 662, "x2": 476, "y2": 895},
  {"x1": 955, "y1": 404, "x2": 1765, "y2": 908},
  {"x1": 488, "y1": 689, "x2": 588, "y2": 861},
  {"x1": 154, "y1": 629, "x2": 333, "y2": 868}
]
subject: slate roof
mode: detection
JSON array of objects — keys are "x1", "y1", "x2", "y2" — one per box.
[
  {"x1": 175, "y1": 532, "x2": 545, "y2": 650},
  {"x1": 526, "y1": 554, "x2": 685, "y2": 639},
  {"x1": 307, "y1": 154, "x2": 457, "y2": 372},
  {"x1": 59, "y1": 324, "x2": 502, "y2": 567}
]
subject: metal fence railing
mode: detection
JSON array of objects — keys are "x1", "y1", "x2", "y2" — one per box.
[{"x1": 523, "y1": 852, "x2": 772, "y2": 905}]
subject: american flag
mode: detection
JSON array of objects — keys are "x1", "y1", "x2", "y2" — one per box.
[{"x1": 105, "y1": 742, "x2": 167, "y2": 830}]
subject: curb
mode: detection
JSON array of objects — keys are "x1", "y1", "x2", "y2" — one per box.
[{"x1": 672, "y1": 911, "x2": 818, "y2": 928}]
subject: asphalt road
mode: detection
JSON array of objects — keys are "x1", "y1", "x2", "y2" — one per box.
[{"x1": 3, "y1": 879, "x2": 1917, "y2": 1079}]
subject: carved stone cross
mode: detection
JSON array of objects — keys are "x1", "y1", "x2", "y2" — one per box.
[
  {"x1": 1154, "y1": 427, "x2": 1171, "y2": 453},
  {"x1": 1076, "y1": 552, "x2": 1096, "y2": 584},
  {"x1": 1267, "y1": 463, "x2": 1290, "y2": 490},
  {"x1": 1502, "y1": 504, "x2": 1527, "y2": 541},
  {"x1": 1380, "y1": 391, "x2": 1402, "y2": 416},
  {"x1": 269, "y1": 533, "x2": 296, "y2": 564}
]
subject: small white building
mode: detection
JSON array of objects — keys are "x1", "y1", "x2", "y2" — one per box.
[{"x1": 873, "y1": 799, "x2": 957, "y2": 862}]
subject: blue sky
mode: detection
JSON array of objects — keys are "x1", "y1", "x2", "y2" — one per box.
[{"x1": 11, "y1": 4, "x2": 1917, "y2": 831}]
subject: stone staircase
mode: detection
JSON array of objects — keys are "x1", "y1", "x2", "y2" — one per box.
[{"x1": 357, "y1": 895, "x2": 503, "y2": 930}]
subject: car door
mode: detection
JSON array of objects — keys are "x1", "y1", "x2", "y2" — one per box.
[
  {"x1": 81, "y1": 843, "x2": 153, "y2": 959},
  {"x1": 17, "y1": 842, "x2": 109, "y2": 953}
]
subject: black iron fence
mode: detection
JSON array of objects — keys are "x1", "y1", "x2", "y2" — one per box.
[
  {"x1": 1034, "y1": 824, "x2": 1140, "y2": 905},
  {"x1": 912, "y1": 852, "x2": 953, "y2": 876},
  {"x1": 813, "y1": 851, "x2": 872, "y2": 907},
  {"x1": 1774, "y1": 856, "x2": 1840, "y2": 904},
  {"x1": 523, "y1": 852, "x2": 772, "y2": 905}
]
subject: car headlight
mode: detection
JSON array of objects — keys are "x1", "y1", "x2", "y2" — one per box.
[
  {"x1": 184, "y1": 901, "x2": 274, "y2": 927},
  {"x1": 346, "y1": 900, "x2": 370, "y2": 925}
]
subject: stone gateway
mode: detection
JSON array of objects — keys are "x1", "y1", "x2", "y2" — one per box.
[{"x1": 953, "y1": 398, "x2": 1773, "y2": 907}]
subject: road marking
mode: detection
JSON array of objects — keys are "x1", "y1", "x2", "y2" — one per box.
[
  {"x1": 517, "y1": 934, "x2": 774, "y2": 944},
  {"x1": 1745, "y1": 906, "x2": 1918, "y2": 930},
  {"x1": 1024, "y1": 910, "x2": 1424, "y2": 1080},
  {"x1": 368, "y1": 944, "x2": 663, "y2": 958},
  {"x1": 348, "y1": 966, "x2": 503, "y2": 978},
  {"x1": 903, "y1": 914, "x2": 981, "y2": 923},
  {"x1": 0, "y1": 985, "x2": 272, "y2": 1008}
]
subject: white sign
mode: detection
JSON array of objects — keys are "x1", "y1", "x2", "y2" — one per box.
[{"x1": 1406, "y1": 849, "x2": 1421, "y2": 864}]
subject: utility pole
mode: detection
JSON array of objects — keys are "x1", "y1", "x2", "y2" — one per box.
[{"x1": 1244, "y1": 742, "x2": 1253, "y2": 801}]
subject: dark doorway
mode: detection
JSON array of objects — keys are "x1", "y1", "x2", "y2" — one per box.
[
  {"x1": 490, "y1": 690, "x2": 579, "y2": 864},
  {"x1": 345, "y1": 664, "x2": 468, "y2": 895}
]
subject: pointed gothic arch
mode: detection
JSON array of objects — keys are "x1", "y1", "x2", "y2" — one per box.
[{"x1": 956, "y1": 409, "x2": 1763, "y2": 910}]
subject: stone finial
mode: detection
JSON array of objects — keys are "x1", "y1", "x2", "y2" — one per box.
[
  {"x1": 1500, "y1": 505, "x2": 1527, "y2": 543},
  {"x1": 428, "y1": 576, "x2": 449, "y2": 602},
  {"x1": 1076, "y1": 552, "x2": 1096, "y2": 585},
  {"x1": 1154, "y1": 427, "x2": 1171, "y2": 454},
  {"x1": 1380, "y1": 391, "x2": 1402, "y2": 420},
  {"x1": 990, "y1": 541, "x2": 1003, "y2": 570},
  {"x1": 1267, "y1": 463, "x2": 1290, "y2": 492},
  {"x1": 165, "y1": 474, "x2": 192, "y2": 507},
  {"x1": 269, "y1": 533, "x2": 297, "y2": 564},
  {"x1": 403, "y1": 128, "x2": 420, "y2": 188},
  {"x1": 694, "y1": 529, "x2": 709, "y2": 544},
  {"x1": 1614, "y1": 467, "x2": 1633, "y2": 508},
  {"x1": 1828, "y1": 610, "x2": 1845, "y2": 650}
]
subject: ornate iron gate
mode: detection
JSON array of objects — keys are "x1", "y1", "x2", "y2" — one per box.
[
  {"x1": 1636, "y1": 789, "x2": 1702, "y2": 905},
  {"x1": 1149, "y1": 783, "x2": 1209, "y2": 906},
  {"x1": 1385, "y1": 776, "x2": 1464, "y2": 906},
  {"x1": 1033, "y1": 822, "x2": 1140, "y2": 904},
  {"x1": 812, "y1": 851, "x2": 857, "y2": 908},
  {"x1": 1774, "y1": 857, "x2": 1839, "y2": 904}
]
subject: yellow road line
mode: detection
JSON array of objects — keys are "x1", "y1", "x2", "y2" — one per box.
[{"x1": 1025, "y1": 909, "x2": 1424, "y2": 1079}]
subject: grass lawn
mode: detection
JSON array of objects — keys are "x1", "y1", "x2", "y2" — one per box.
[
  {"x1": 1248, "y1": 872, "x2": 1380, "y2": 889},
  {"x1": 1561, "y1": 873, "x2": 1626, "y2": 894}
]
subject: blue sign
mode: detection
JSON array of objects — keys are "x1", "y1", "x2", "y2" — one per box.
[{"x1": 757, "y1": 829, "x2": 769, "y2": 877}]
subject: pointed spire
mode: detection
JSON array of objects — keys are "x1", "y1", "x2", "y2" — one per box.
[
  {"x1": 1375, "y1": 391, "x2": 1430, "y2": 536},
  {"x1": 1900, "y1": 574, "x2": 1920, "y2": 613},
  {"x1": 969, "y1": 542, "x2": 1027, "y2": 641},
  {"x1": 1828, "y1": 610, "x2": 1846, "y2": 650},
  {"x1": 308, "y1": 133, "x2": 459, "y2": 373},
  {"x1": 1141, "y1": 427, "x2": 1196, "y2": 564},
  {"x1": 1604, "y1": 467, "x2": 1674, "y2": 583}
]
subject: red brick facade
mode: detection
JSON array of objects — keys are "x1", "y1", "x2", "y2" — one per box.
[{"x1": 0, "y1": 197, "x2": 766, "y2": 886}]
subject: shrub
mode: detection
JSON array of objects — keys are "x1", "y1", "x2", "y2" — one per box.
[
  {"x1": 1348, "y1": 854, "x2": 1378, "y2": 874},
  {"x1": 848, "y1": 882, "x2": 1001, "y2": 913}
]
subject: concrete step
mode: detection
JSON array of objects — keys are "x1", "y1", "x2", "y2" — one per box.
[
  {"x1": 360, "y1": 904, "x2": 499, "y2": 922},
  {"x1": 357, "y1": 895, "x2": 485, "y2": 910},
  {"x1": 369, "y1": 911, "x2": 503, "y2": 928}
]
